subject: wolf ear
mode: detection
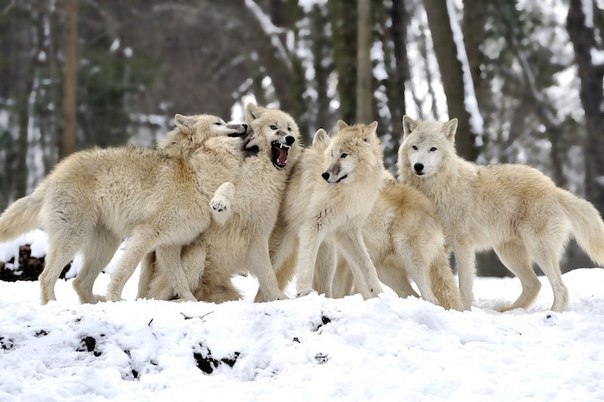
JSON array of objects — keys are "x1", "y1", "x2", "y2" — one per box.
[
  {"x1": 312, "y1": 128, "x2": 330, "y2": 150},
  {"x1": 336, "y1": 120, "x2": 349, "y2": 131},
  {"x1": 174, "y1": 114, "x2": 195, "y2": 130},
  {"x1": 443, "y1": 118, "x2": 458, "y2": 142},
  {"x1": 402, "y1": 115, "x2": 417, "y2": 138},
  {"x1": 245, "y1": 103, "x2": 261, "y2": 123},
  {"x1": 363, "y1": 121, "x2": 378, "y2": 143}
]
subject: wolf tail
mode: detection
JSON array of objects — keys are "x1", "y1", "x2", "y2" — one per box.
[
  {"x1": 429, "y1": 252, "x2": 463, "y2": 311},
  {"x1": 0, "y1": 184, "x2": 45, "y2": 242},
  {"x1": 560, "y1": 190, "x2": 604, "y2": 266}
]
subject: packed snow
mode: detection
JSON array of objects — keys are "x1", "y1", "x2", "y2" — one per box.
[{"x1": 1, "y1": 231, "x2": 604, "y2": 402}]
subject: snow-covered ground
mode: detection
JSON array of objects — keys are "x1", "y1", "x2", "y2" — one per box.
[{"x1": 1, "y1": 231, "x2": 604, "y2": 402}]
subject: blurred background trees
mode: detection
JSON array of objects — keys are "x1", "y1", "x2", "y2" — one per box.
[{"x1": 1, "y1": 0, "x2": 603, "y2": 273}]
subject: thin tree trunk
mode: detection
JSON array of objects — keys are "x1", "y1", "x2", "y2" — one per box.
[
  {"x1": 329, "y1": 0, "x2": 357, "y2": 123},
  {"x1": 423, "y1": 0, "x2": 481, "y2": 161},
  {"x1": 567, "y1": 0, "x2": 604, "y2": 213},
  {"x1": 390, "y1": 0, "x2": 409, "y2": 150},
  {"x1": 461, "y1": 0, "x2": 486, "y2": 97},
  {"x1": 61, "y1": 0, "x2": 77, "y2": 158},
  {"x1": 356, "y1": 0, "x2": 372, "y2": 123}
]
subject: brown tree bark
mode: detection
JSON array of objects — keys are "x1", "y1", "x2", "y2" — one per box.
[
  {"x1": 461, "y1": 0, "x2": 487, "y2": 96},
  {"x1": 61, "y1": 0, "x2": 78, "y2": 158},
  {"x1": 329, "y1": 0, "x2": 357, "y2": 123},
  {"x1": 567, "y1": 0, "x2": 604, "y2": 213},
  {"x1": 389, "y1": 0, "x2": 410, "y2": 149},
  {"x1": 356, "y1": 0, "x2": 372, "y2": 123},
  {"x1": 423, "y1": 0, "x2": 481, "y2": 161}
]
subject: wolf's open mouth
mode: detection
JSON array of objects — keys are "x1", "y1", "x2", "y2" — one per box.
[
  {"x1": 336, "y1": 174, "x2": 348, "y2": 183},
  {"x1": 271, "y1": 140, "x2": 290, "y2": 169}
]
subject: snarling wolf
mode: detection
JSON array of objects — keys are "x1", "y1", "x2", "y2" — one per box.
[{"x1": 138, "y1": 104, "x2": 302, "y2": 303}]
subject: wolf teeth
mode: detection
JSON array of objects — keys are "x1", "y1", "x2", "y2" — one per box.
[{"x1": 271, "y1": 141, "x2": 290, "y2": 150}]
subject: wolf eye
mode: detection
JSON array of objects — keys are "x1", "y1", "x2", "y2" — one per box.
[
  {"x1": 412, "y1": 145, "x2": 418, "y2": 150},
  {"x1": 214, "y1": 121, "x2": 223, "y2": 126},
  {"x1": 287, "y1": 126, "x2": 292, "y2": 132},
  {"x1": 429, "y1": 147, "x2": 437, "y2": 152},
  {"x1": 341, "y1": 152, "x2": 348, "y2": 158},
  {"x1": 270, "y1": 124, "x2": 278, "y2": 130}
]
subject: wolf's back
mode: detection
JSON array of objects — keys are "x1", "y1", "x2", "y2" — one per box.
[{"x1": 0, "y1": 184, "x2": 46, "y2": 242}]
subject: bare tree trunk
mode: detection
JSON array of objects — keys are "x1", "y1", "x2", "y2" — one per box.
[
  {"x1": 390, "y1": 0, "x2": 409, "y2": 149},
  {"x1": 423, "y1": 0, "x2": 481, "y2": 161},
  {"x1": 567, "y1": 0, "x2": 604, "y2": 214},
  {"x1": 356, "y1": 0, "x2": 372, "y2": 123},
  {"x1": 461, "y1": 0, "x2": 486, "y2": 97},
  {"x1": 310, "y1": 5, "x2": 330, "y2": 129},
  {"x1": 61, "y1": 0, "x2": 77, "y2": 158},
  {"x1": 329, "y1": 0, "x2": 357, "y2": 123}
]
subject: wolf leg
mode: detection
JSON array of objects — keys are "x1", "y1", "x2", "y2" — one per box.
[
  {"x1": 378, "y1": 259, "x2": 420, "y2": 298},
  {"x1": 136, "y1": 252, "x2": 156, "y2": 299},
  {"x1": 394, "y1": 239, "x2": 438, "y2": 304},
  {"x1": 39, "y1": 239, "x2": 81, "y2": 304},
  {"x1": 247, "y1": 235, "x2": 287, "y2": 301},
  {"x1": 336, "y1": 228, "x2": 383, "y2": 299},
  {"x1": 526, "y1": 240, "x2": 568, "y2": 312},
  {"x1": 452, "y1": 243, "x2": 475, "y2": 310},
  {"x1": 73, "y1": 227, "x2": 120, "y2": 303},
  {"x1": 210, "y1": 182, "x2": 235, "y2": 226},
  {"x1": 493, "y1": 241, "x2": 541, "y2": 312},
  {"x1": 294, "y1": 223, "x2": 325, "y2": 297},
  {"x1": 155, "y1": 245, "x2": 197, "y2": 302},
  {"x1": 106, "y1": 227, "x2": 158, "y2": 301},
  {"x1": 313, "y1": 240, "x2": 337, "y2": 297}
]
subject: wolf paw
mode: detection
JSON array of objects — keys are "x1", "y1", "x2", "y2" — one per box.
[
  {"x1": 92, "y1": 294, "x2": 107, "y2": 304},
  {"x1": 210, "y1": 196, "x2": 229, "y2": 213},
  {"x1": 296, "y1": 289, "x2": 316, "y2": 298}
]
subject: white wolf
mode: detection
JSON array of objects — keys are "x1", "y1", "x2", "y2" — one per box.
[
  {"x1": 268, "y1": 121, "x2": 384, "y2": 299},
  {"x1": 399, "y1": 116, "x2": 604, "y2": 312},
  {"x1": 0, "y1": 114, "x2": 246, "y2": 304},
  {"x1": 329, "y1": 171, "x2": 463, "y2": 310},
  {"x1": 138, "y1": 104, "x2": 302, "y2": 303}
]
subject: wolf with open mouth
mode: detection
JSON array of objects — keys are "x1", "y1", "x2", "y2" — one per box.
[
  {"x1": 242, "y1": 109, "x2": 297, "y2": 170},
  {"x1": 140, "y1": 104, "x2": 302, "y2": 303}
]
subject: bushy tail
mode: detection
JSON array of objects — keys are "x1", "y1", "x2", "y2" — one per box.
[
  {"x1": 0, "y1": 187, "x2": 45, "y2": 242},
  {"x1": 429, "y1": 252, "x2": 463, "y2": 311},
  {"x1": 560, "y1": 191, "x2": 604, "y2": 266}
]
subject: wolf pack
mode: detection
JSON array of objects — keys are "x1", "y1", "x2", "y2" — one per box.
[{"x1": 1, "y1": 103, "x2": 604, "y2": 313}]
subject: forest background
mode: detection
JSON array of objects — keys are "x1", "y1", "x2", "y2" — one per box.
[{"x1": 1, "y1": 0, "x2": 603, "y2": 275}]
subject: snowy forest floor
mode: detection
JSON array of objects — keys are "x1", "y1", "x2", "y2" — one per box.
[{"x1": 1, "y1": 231, "x2": 603, "y2": 401}]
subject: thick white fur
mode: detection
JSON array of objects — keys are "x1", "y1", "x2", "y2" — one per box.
[
  {"x1": 0, "y1": 114, "x2": 244, "y2": 304},
  {"x1": 330, "y1": 171, "x2": 463, "y2": 310},
  {"x1": 398, "y1": 116, "x2": 604, "y2": 312},
  {"x1": 139, "y1": 104, "x2": 302, "y2": 303},
  {"x1": 269, "y1": 121, "x2": 384, "y2": 299}
]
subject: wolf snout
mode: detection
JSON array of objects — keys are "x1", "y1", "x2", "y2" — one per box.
[
  {"x1": 227, "y1": 123, "x2": 248, "y2": 137},
  {"x1": 413, "y1": 163, "x2": 424, "y2": 174},
  {"x1": 285, "y1": 135, "x2": 295, "y2": 145},
  {"x1": 321, "y1": 172, "x2": 330, "y2": 181}
]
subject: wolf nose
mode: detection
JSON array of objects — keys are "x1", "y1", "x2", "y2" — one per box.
[
  {"x1": 414, "y1": 163, "x2": 424, "y2": 173},
  {"x1": 285, "y1": 135, "x2": 295, "y2": 145},
  {"x1": 241, "y1": 124, "x2": 248, "y2": 132},
  {"x1": 321, "y1": 172, "x2": 330, "y2": 181}
]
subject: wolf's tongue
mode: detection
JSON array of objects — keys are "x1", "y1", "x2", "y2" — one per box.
[{"x1": 277, "y1": 148, "x2": 287, "y2": 166}]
